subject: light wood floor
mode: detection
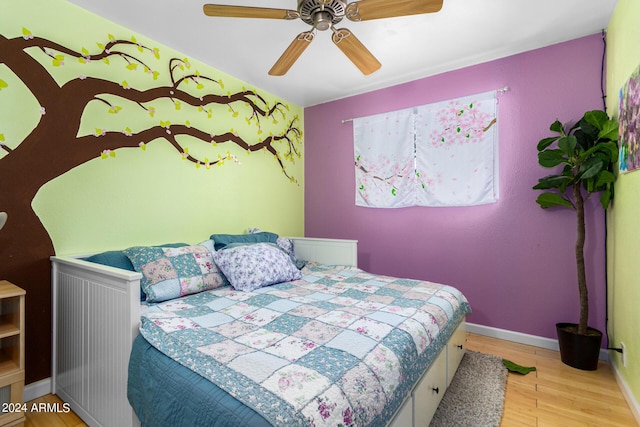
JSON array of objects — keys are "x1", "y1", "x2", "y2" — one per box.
[
  {"x1": 23, "y1": 333, "x2": 638, "y2": 426},
  {"x1": 466, "y1": 333, "x2": 638, "y2": 426}
]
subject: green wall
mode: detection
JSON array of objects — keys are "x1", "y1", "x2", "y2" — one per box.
[
  {"x1": 606, "y1": 0, "x2": 640, "y2": 416},
  {"x1": 0, "y1": 0, "x2": 303, "y2": 383},
  {"x1": 1, "y1": 0, "x2": 305, "y2": 251}
]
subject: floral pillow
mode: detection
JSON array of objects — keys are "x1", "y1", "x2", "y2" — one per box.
[
  {"x1": 124, "y1": 244, "x2": 226, "y2": 302},
  {"x1": 212, "y1": 242, "x2": 302, "y2": 292},
  {"x1": 247, "y1": 228, "x2": 306, "y2": 269}
]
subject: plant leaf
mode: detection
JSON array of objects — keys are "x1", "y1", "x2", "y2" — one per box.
[
  {"x1": 558, "y1": 135, "x2": 577, "y2": 156},
  {"x1": 538, "y1": 150, "x2": 567, "y2": 167},
  {"x1": 583, "y1": 110, "x2": 608, "y2": 129},
  {"x1": 533, "y1": 175, "x2": 572, "y2": 190},
  {"x1": 536, "y1": 193, "x2": 573, "y2": 209},
  {"x1": 579, "y1": 157, "x2": 604, "y2": 180},
  {"x1": 537, "y1": 136, "x2": 559, "y2": 151},
  {"x1": 595, "y1": 170, "x2": 615, "y2": 187},
  {"x1": 550, "y1": 119, "x2": 564, "y2": 133},
  {"x1": 502, "y1": 359, "x2": 536, "y2": 375},
  {"x1": 600, "y1": 189, "x2": 612, "y2": 210},
  {"x1": 598, "y1": 120, "x2": 618, "y2": 141}
]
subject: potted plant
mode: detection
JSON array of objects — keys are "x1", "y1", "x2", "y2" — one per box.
[{"x1": 533, "y1": 109, "x2": 618, "y2": 370}]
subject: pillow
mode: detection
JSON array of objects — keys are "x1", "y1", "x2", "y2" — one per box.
[
  {"x1": 210, "y1": 231, "x2": 278, "y2": 251},
  {"x1": 247, "y1": 228, "x2": 306, "y2": 269},
  {"x1": 124, "y1": 244, "x2": 226, "y2": 302},
  {"x1": 85, "y1": 243, "x2": 188, "y2": 301},
  {"x1": 212, "y1": 242, "x2": 302, "y2": 292},
  {"x1": 84, "y1": 243, "x2": 189, "y2": 271},
  {"x1": 276, "y1": 237, "x2": 306, "y2": 269},
  {"x1": 84, "y1": 250, "x2": 135, "y2": 271}
]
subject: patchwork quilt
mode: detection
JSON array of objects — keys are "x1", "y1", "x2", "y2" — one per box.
[{"x1": 140, "y1": 262, "x2": 471, "y2": 427}]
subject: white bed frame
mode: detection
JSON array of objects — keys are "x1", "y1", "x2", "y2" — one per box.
[{"x1": 51, "y1": 237, "x2": 465, "y2": 427}]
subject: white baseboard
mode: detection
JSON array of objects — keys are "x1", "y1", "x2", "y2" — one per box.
[
  {"x1": 24, "y1": 378, "x2": 52, "y2": 402},
  {"x1": 610, "y1": 356, "x2": 640, "y2": 425},
  {"x1": 466, "y1": 322, "x2": 609, "y2": 361}
]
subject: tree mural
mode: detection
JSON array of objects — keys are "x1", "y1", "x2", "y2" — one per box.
[{"x1": 0, "y1": 29, "x2": 302, "y2": 382}]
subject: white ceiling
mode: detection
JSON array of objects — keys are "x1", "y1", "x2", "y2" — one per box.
[{"x1": 65, "y1": 0, "x2": 617, "y2": 107}]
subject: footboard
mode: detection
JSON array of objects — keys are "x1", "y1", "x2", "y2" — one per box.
[{"x1": 51, "y1": 257, "x2": 142, "y2": 427}]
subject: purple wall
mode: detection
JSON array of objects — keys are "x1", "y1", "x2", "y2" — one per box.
[{"x1": 304, "y1": 34, "x2": 608, "y2": 340}]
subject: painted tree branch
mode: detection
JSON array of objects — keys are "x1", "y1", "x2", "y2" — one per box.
[{"x1": 1, "y1": 32, "x2": 301, "y2": 181}]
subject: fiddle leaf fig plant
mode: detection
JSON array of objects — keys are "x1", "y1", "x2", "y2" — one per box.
[{"x1": 533, "y1": 110, "x2": 618, "y2": 336}]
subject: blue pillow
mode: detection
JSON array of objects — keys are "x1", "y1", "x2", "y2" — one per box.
[
  {"x1": 210, "y1": 232, "x2": 278, "y2": 251},
  {"x1": 84, "y1": 250, "x2": 135, "y2": 271}
]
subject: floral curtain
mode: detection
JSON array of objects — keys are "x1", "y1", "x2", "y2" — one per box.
[{"x1": 354, "y1": 91, "x2": 498, "y2": 207}]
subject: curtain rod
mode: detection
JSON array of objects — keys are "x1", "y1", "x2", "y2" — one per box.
[{"x1": 341, "y1": 86, "x2": 510, "y2": 124}]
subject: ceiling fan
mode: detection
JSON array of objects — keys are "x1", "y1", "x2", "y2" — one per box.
[{"x1": 203, "y1": 0, "x2": 444, "y2": 76}]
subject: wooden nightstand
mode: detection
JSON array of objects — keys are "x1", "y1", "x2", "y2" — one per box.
[{"x1": 0, "y1": 281, "x2": 25, "y2": 427}]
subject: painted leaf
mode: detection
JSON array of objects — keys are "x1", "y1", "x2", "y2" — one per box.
[
  {"x1": 52, "y1": 55, "x2": 65, "y2": 66},
  {"x1": 0, "y1": 79, "x2": 8, "y2": 90}
]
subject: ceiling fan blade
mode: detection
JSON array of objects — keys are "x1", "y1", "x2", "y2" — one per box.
[
  {"x1": 269, "y1": 32, "x2": 315, "y2": 76},
  {"x1": 346, "y1": 0, "x2": 443, "y2": 21},
  {"x1": 332, "y1": 29, "x2": 381, "y2": 75},
  {"x1": 203, "y1": 4, "x2": 298, "y2": 20}
]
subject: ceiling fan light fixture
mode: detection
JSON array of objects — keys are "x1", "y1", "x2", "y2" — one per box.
[{"x1": 313, "y1": 11, "x2": 333, "y2": 30}]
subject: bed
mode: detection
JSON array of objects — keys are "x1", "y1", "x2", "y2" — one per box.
[{"x1": 51, "y1": 236, "x2": 470, "y2": 427}]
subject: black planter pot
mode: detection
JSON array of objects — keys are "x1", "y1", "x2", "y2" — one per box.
[{"x1": 556, "y1": 323, "x2": 603, "y2": 370}]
